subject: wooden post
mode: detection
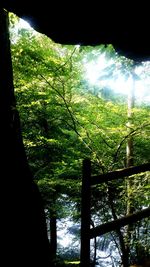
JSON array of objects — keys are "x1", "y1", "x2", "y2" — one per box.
[{"x1": 80, "y1": 159, "x2": 91, "y2": 267}]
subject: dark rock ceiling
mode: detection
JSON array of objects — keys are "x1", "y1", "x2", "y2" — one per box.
[{"x1": 2, "y1": 2, "x2": 150, "y2": 62}]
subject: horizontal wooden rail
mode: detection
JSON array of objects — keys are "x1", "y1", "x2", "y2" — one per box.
[
  {"x1": 90, "y1": 207, "x2": 150, "y2": 239},
  {"x1": 91, "y1": 163, "x2": 150, "y2": 186}
]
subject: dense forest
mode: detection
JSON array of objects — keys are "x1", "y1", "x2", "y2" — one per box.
[{"x1": 10, "y1": 14, "x2": 150, "y2": 267}]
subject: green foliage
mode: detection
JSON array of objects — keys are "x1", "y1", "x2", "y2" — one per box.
[{"x1": 10, "y1": 17, "x2": 150, "y2": 266}]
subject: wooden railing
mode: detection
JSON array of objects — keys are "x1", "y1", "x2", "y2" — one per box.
[{"x1": 80, "y1": 160, "x2": 150, "y2": 267}]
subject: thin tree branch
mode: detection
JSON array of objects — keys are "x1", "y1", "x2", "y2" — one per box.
[
  {"x1": 113, "y1": 123, "x2": 150, "y2": 166},
  {"x1": 39, "y1": 74, "x2": 105, "y2": 170}
]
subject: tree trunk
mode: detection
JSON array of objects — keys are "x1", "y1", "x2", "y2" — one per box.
[
  {"x1": 125, "y1": 73, "x2": 135, "y2": 265},
  {"x1": 80, "y1": 159, "x2": 91, "y2": 267},
  {"x1": 50, "y1": 195, "x2": 57, "y2": 265},
  {"x1": 0, "y1": 8, "x2": 51, "y2": 266},
  {"x1": 126, "y1": 74, "x2": 135, "y2": 168},
  {"x1": 90, "y1": 219, "x2": 97, "y2": 267},
  {"x1": 107, "y1": 184, "x2": 129, "y2": 267}
]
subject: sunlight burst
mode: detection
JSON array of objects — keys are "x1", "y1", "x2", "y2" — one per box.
[
  {"x1": 85, "y1": 55, "x2": 150, "y2": 103},
  {"x1": 17, "y1": 18, "x2": 32, "y2": 30}
]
